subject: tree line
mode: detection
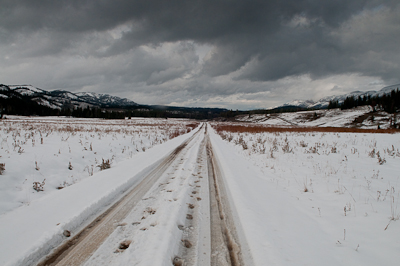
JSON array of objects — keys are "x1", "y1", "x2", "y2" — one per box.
[
  {"x1": 0, "y1": 95, "x2": 223, "y2": 120},
  {"x1": 328, "y1": 89, "x2": 400, "y2": 113}
]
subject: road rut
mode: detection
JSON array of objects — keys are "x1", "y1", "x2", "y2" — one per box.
[{"x1": 37, "y1": 123, "x2": 249, "y2": 266}]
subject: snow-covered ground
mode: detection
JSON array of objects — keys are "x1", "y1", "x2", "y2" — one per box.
[
  {"x1": 236, "y1": 106, "x2": 395, "y2": 129},
  {"x1": 210, "y1": 122, "x2": 400, "y2": 265},
  {"x1": 0, "y1": 116, "x2": 200, "y2": 266},
  {"x1": 1, "y1": 116, "x2": 399, "y2": 266},
  {"x1": 0, "y1": 116, "x2": 198, "y2": 216}
]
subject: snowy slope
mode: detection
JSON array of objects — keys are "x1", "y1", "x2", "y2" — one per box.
[
  {"x1": 237, "y1": 106, "x2": 395, "y2": 129},
  {"x1": 75, "y1": 92, "x2": 138, "y2": 107},
  {"x1": 8, "y1": 85, "x2": 47, "y2": 96},
  {"x1": 0, "y1": 84, "x2": 138, "y2": 110},
  {"x1": 278, "y1": 84, "x2": 400, "y2": 110}
]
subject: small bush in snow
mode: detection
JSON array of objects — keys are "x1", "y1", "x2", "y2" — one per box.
[
  {"x1": 376, "y1": 151, "x2": 386, "y2": 165},
  {"x1": 68, "y1": 162, "x2": 73, "y2": 170},
  {"x1": 35, "y1": 161, "x2": 40, "y2": 171},
  {"x1": 271, "y1": 138, "x2": 279, "y2": 151},
  {"x1": 0, "y1": 163, "x2": 5, "y2": 174},
  {"x1": 299, "y1": 140, "x2": 308, "y2": 147},
  {"x1": 33, "y1": 179, "x2": 46, "y2": 192},
  {"x1": 98, "y1": 159, "x2": 111, "y2": 170},
  {"x1": 282, "y1": 137, "x2": 293, "y2": 153},
  {"x1": 241, "y1": 141, "x2": 248, "y2": 150}
]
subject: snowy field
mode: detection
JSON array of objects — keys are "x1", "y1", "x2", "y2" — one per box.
[
  {"x1": 0, "y1": 116, "x2": 198, "y2": 215},
  {"x1": 1, "y1": 116, "x2": 399, "y2": 266},
  {"x1": 210, "y1": 122, "x2": 400, "y2": 265}
]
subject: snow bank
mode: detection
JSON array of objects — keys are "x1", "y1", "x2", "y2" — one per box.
[{"x1": 209, "y1": 126, "x2": 400, "y2": 265}]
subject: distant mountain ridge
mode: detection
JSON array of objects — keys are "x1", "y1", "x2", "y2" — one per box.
[
  {"x1": 0, "y1": 84, "x2": 228, "y2": 119},
  {"x1": 1, "y1": 83, "x2": 399, "y2": 113},
  {"x1": 278, "y1": 84, "x2": 400, "y2": 110},
  {"x1": 0, "y1": 84, "x2": 138, "y2": 110}
]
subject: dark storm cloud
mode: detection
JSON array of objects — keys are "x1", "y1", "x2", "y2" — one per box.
[{"x1": 0, "y1": 0, "x2": 399, "y2": 108}]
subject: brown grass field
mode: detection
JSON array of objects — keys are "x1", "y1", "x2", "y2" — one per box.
[{"x1": 211, "y1": 123, "x2": 400, "y2": 134}]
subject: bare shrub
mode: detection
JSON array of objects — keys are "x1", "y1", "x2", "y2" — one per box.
[
  {"x1": 308, "y1": 146, "x2": 319, "y2": 154},
  {"x1": 241, "y1": 141, "x2": 248, "y2": 150},
  {"x1": 299, "y1": 140, "x2": 308, "y2": 147},
  {"x1": 33, "y1": 179, "x2": 46, "y2": 192},
  {"x1": 0, "y1": 163, "x2": 5, "y2": 174},
  {"x1": 271, "y1": 138, "x2": 278, "y2": 151},
  {"x1": 68, "y1": 162, "x2": 73, "y2": 170},
  {"x1": 98, "y1": 159, "x2": 111, "y2": 170},
  {"x1": 385, "y1": 187, "x2": 400, "y2": 230},
  {"x1": 256, "y1": 136, "x2": 266, "y2": 144},
  {"x1": 376, "y1": 151, "x2": 386, "y2": 165},
  {"x1": 386, "y1": 145, "x2": 396, "y2": 156},
  {"x1": 282, "y1": 137, "x2": 293, "y2": 153},
  {"x1": 331, "y1": 146, "x2": 337, "y2": 153},
  {"x1": 236, "y1": 135, "x2": 248, "y2": 150},
  {"x1": 17, "y1": 146, "x2": 24, "y2": 154}
]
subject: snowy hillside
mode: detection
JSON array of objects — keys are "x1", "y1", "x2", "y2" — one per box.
[
  {"x1": 8, "y1": 85, "x2": 47, "y2": 96},
  {"x1": 237, "y1": 106, "x2": 397, "y2": 129},
  {"x1": 75, "y1": 92, "x2": 138, "y2": 107},
  {"x1": 0, "y1": 84, "x2": 138, "y2": 110},
  {"x1": 279, "y1": 84, "x2": 400, "y2": 109}
]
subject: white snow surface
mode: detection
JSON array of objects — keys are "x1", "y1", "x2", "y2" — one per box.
[
  {"x1": 0, "y1": 116, "x2": 199, "y2": 266},
  {"x1": 211, "y1": 124, "x2": 400, "y2": 265},
  {"x1": 1, "y1": 117, "x2": 400, "y2": 266},
  {"x1": 82, "y1": 127, "x2": 208, "y2": 266}
]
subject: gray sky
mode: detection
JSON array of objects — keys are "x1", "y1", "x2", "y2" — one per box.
[{"x1": 1, "y1": 0, "x2": 399, "y2": 110}]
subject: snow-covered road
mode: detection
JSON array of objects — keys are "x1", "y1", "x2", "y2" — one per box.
[{"x1": 1, "y1": 123, "x2": 251, "y2": 266}]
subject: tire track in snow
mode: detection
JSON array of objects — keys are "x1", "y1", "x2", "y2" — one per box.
[
  {"x1": 38, "y1": 123, "x2": 248, "y2": 266},
  {"x1": 206, "y1": 132, "x2": 244, "y2": 266},
  {"x1": 174, "y1": 130, "x2": 210, "y2": 266},
  {"x1": 173, "y1": 124, "x2": 248, "y2": 266},
  {"x1": 37, "y1": 125, "x2": 204, "y2": 266}
]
